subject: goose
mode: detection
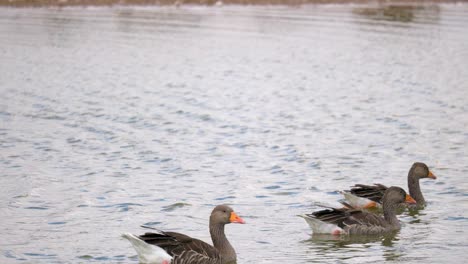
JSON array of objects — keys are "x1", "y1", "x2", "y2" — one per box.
[
  {"x1": 300, "y1": 186, "x2": 416, "y2": 235},
  {"x1": 123, "y1": 204, "x2": 245, "y2": 264},
  {"x1": 342, "y1": 162, "x2": 436, "y2": 209}
]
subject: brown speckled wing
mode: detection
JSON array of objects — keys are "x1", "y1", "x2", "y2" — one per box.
[
  {"x1": 309, "y1": 207, "x2": 363, "y2": 228},
  {"x1": 310, "y1": 206, "x2": 389, "y2": 235},
  {"x1": 343, "y1": 210, "x2": 391, "y2": 235},
  {"x1": 349, "y1": 184, "x2": 388, "y2": 203},
  {"x1": 139, "y1": 231, "x2": 222, "y2": 264}
]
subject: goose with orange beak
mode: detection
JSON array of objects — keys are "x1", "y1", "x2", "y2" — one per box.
[
  {"x1": 123, "y1": 204, "x2": 245, "y2": 264},
  {"x1": 300, "y1": 186, "x2": 416, "y2": 235},
  {"x1": 342, "y1": 162, "x2": 437, "y2": 209}
]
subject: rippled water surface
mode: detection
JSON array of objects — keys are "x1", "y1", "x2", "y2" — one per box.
[{"x1": 1, "y1": 3, "x2": 468, "y2": 263}]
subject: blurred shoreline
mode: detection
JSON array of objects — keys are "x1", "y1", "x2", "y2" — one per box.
[{"x1": 0, "y1": 0, "x2": 466, "y2": 7}]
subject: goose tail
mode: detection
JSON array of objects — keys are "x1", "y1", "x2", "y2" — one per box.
[{"x1": 122, "y1": 233, "x2": 172, "y2": 264}]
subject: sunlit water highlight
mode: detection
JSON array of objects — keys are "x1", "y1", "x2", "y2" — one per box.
[{"x1": 1, "y1": 3, "x2": 468, "y2": 263}]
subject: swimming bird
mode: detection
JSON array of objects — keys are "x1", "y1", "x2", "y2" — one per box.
[
  {"x1": 300, "y1": 186, "x2": 416, "y2": 235},
  {"x1": 122, "y1": 204, "x2": 245, "y2": 264},
  {"x1": 341, "y1": 162, "x2": 436, "y2": 209}
]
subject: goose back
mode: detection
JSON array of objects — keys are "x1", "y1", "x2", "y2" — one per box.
[
  {"x1": 139, "y1": 231, "x2": 224, "y2": 264},
  {"x1": 306, "y1": 207, "x2": 392, "y2": 235},
  {"x1": 348, "y1": 184, "x2": 388, "y2": 203}
]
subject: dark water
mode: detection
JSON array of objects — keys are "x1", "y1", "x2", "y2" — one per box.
[{"x1": 1, "y1": 3, "x2": 468, "y2": 263}]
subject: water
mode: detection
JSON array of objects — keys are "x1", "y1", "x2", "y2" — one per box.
[{"x1": 1, "y1": 3, "x2": 468, "y2": 263}]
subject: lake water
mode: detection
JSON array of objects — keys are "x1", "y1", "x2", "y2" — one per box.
[{"x1": 1, "y1": 3, "x2": 468, "y2": 263}]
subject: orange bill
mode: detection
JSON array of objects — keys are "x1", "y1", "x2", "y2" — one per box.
[
  {"x1": 405, "y1": 194, "x2": 417, "y2": 204},
  {"x1": 229, "y1": 212, "x2": 246, "y2": 224},
  {"x1": 428, "y1": 170, "x2": 437, "y2": 179}
]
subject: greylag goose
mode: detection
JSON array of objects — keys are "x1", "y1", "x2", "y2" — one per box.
[
  {"x1": 300, "y1": 186, "x2": 416, "y2": 235},
  {"x1": 342, "y1": 162, "x2": 436, "y2": 209},
  {"x1": 123, "y1": 204, "x2": 245, "y2": 264}
]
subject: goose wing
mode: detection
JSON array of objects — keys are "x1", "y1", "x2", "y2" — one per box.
[
  {"x1": 139, "y1": 231, "x2": 221, "y2": 263},
  {"x1": 341, "y1": 209, "x2": 391, "y2": 235},
  {"x1": 349, "y1": 184, "x2": 388, "y2": 203},
  {"x1": 310, "y1": 207, "x2": 387, "y2": 228}
]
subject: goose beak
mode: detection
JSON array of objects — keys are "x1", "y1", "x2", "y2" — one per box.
[
  {"x1": 428, "y1": 170, "x2": 437, "y2": 179},
  {"x1": 405, "y1": 194, "x2": 417, "y2": 204},
  {"x1": 230, "y1": 212, "x2": 246, "y2": 224}
]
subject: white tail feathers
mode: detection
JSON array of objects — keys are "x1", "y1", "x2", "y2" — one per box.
[
  {"x1": 122, "y1": 233, "x2": 172, "y2": 264},
  {"x1": 298, "y1": 214, "x2": 343, "y2": 235}
]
